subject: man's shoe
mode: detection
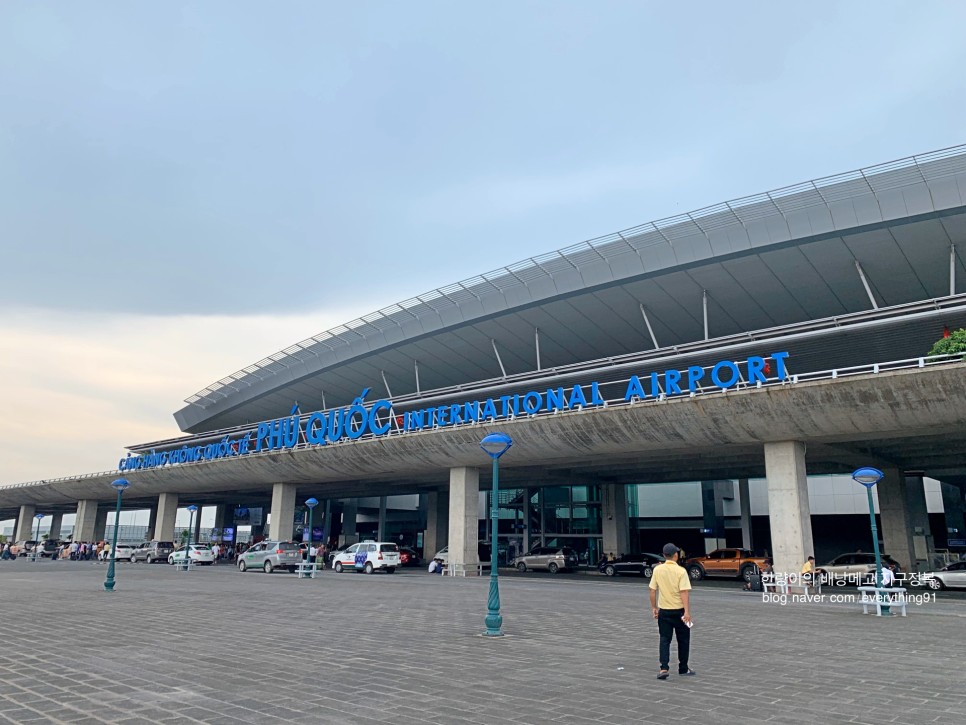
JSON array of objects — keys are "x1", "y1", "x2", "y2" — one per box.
[
  {"x1": 656, "y1": 670, "x2": 669, "y2": 680},
  {"x1": 679, "y1": 669, "x2": 697, "y2": 676}
]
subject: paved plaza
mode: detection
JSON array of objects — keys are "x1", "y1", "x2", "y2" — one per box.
[{"x1": 1, "y1": 561, "x2": 964, "y2": 724}]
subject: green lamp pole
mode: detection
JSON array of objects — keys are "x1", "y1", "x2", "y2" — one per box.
[
  {"x1": 305, "y1": 497, "x2": 318, "y2": 554},
  {"x1": 33, "y1": 514, "x2": 44, "y2": 561},
  {"x1": 852, "y1": 467, "x2": 889, "y2": 615},
  {"x1": 183, "y1": 505, "x2": 198, "y2": 571},
  {"x1": 480, "y1": 432, "x2": 513, "y2": 637},
  {"x1": 104, "y1": 478, "x2": 130, "y2": 591}
]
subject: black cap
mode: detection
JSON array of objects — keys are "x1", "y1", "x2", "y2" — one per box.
[{"x1": 662, "y1": 543, "x2": 679, "y2": 558}]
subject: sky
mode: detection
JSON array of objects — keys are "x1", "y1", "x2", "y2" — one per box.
[{"x1": 3, "y1": 1, "x2": 966, "y2": 496}]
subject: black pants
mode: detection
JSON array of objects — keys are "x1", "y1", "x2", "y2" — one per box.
[{"x1": 657, "y1": 608, "x2": 690, "y2": 672}]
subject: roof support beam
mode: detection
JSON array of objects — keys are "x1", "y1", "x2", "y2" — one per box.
[
  {"x1": 534, "y1": 328, "x2": 542, "y2": 372},
  {"x1": 855, "y1": 260, "x2": 879, "y2": 309},
  {"x1": 491, "y1": 339, "x2": 507, "y2": 379},
  {"x1": 639, "y1": 304, "x2": 659, "y2": 350},
  {"x1": 703, "y1": 290, "x2": 710, "y2": 340},
  {"x1": 414, "y1": 359, "x2": 421, "y2": 396},
  {"x1": 380, "y1": 371, "x2": 393, "y2": 399},
  {"x1": 951, "y1": 244, "x2": 957, "y2": 296}
]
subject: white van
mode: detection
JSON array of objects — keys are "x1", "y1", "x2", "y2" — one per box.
[{"x1": 331, "y1": 541, "x2": 400, "y2": 574}]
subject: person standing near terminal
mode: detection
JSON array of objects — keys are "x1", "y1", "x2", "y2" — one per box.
[{"x1": 649, "y1": 543, "x2": 695, "y2": 679}]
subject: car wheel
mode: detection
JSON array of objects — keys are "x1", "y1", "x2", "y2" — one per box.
[
  {"x1": 334, "y1": 562, "x2": 344, "y2": 573},
  {"x1": 364, "y1": 562, "x2": 374, "y2": 574},
  {"x1": 167, "y1": 556, "x2": 174, "y2": 565},
  {"x1": 238, "y1": 560, "x2": 247, "y2": 572},
  {"x1": 146, "y1": 556, "x2": 153, "y2": 564},
  {"x1": 386, "y1": 567, "x2": 396, "y2": 574},
  {"x1": 517, "y1": 562, "x2": 527, "y2": 572},
  {"x1": 928, "y1": 577, "x2": 945, "y2": 590},
  {"x1": 263, "y1": 561, "x2": 273, "y2": 574},
  {"x1": 740, "y1": 565, "x2": 757, "y2": 582},
  {"x1": 643, "y1": 566, "x2": 653, "y2": 578},
  {"x1": 130, "y1": 556, "x2": 136, "y2": 563},
  {"x1": 548, "y1": 563, "x2": 559, "y2": 574},
  {"x1": 604, "y1": 564, "x2": 616, "y2": 577},
  {"x1": 687, "y1": 565, "x2": 704, "y2": 581}
]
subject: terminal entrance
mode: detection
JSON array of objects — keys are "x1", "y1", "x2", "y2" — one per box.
[{"x1": 486, "y1": 485, "x2": 604, "y2": 567}]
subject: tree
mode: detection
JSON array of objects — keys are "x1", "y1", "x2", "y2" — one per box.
[{"x1": 928, "y1": 328, "x2": 966, "y2": 357}]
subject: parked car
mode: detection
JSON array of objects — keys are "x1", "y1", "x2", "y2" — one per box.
[
  {"x1": 599, "y1": 552, "x2": 665, "y2": 578},
  {"x1": 40, "y1": 540, "x2": 62, "y2": 558},
  {"x1": 819, "y1": 552, "x2": 902, "y2": 585},
  {"x1": 16, "y1": 541, "x2": 39, "y2": 557},
  {"x1": 685, "y1": 549, "x2": 769, "y2": 582},
  {"x1": 132, "y1": 541, "x2": 175, "y2": 564},
  {"x1": 433, "y1": 544, "x2": 492, "y2": 568},
  {"x1": 237, "y1": 540, "x2": 301, "y2": 573},
  {"x1": 111, "y1": 544, "x2": 135, "y2": 562},
  {"x1": 919, "y1": 561, "x2": 966, "y2": 590},
  {"x1": 331, "y1": 541, "x2": 401, "y2": 574},
  {"x1": 399, "y1": 546, "x2": 421, "y2": 567},
  {"x1": 510, "y1": 546, "x2": 579, "y2": 574},
  {"x1": 168, "y1": 545, "x2": 215, "y2": 566}
]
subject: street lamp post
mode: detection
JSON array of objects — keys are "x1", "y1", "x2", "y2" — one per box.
[
  {"x1": 480, "y1": 432, "x2": 513, "y2": 637},
  {"x1": 184, "y1": 505, "x2": 198, "y2": 572},
  {"x1": 305, "y1": 497, "x2": 319, "y2": 570},
  {"x1": 852, "y1": 467, "x2": 890, "y2": 615},
  {"x1": 104, "y1": 478, "x2": 130, "y2": 591},
  {"x1": 33, "y1": 514, "x2": 44, "y2": 561}
]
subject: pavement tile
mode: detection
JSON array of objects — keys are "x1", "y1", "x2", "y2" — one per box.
[{"x1": 1, "y1": 564, "x2": 965, "y2": 724}]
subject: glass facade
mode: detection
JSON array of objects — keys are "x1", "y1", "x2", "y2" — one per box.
[{"x1": 486, "y1": 484, "x2": 604, "y2": 566}]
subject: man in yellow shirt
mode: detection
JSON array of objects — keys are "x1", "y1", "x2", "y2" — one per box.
[{"x1": 649, "y1": 543, "x2": 695, "y2": 679}]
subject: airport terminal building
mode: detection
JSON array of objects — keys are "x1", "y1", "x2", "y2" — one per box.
[{"x1": 4, "y1": 145, "x2": 966, "y2": 577}]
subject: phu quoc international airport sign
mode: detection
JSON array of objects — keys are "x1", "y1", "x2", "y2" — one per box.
[{"x1": 119, "y1": 352, "x2": 789, "y2": 472}]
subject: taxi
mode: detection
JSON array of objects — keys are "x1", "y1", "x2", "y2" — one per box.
[{"x1": 331, "y1": 541, "x2": 401, "y2": 574}]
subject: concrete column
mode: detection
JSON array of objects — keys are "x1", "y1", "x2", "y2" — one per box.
[
  {"x1": 447, "y1": 467, "x2": 480, "y2": 574},
  {"x1": 14, "y1": 504, "x2": 36, "y2": 542},
  {"x1": 322, "y1": 500, "x2": 333, "y2": 545},
  {"x1": 154, "y1": 493, "x2": 179, "y2": 541},
  {"x1": 602, "y1": 484, "x2": 630, "y2": 558},
  {"x1": 212, "y1": 504, "x2": 228, "y2": 538},
  {"x1": 522, "y1": 487, "x2": 532, "y2": 553},
  {"x1": 879, "y1": 470, "x2": 931, "y2": 572},
  {"x1": 147, "y1": 506, "x2": 158, "y2": 542},
  {"x1": 48, "y1": 513, "x2": 63, "y2": 541},
  {"x1": 377, "y1": 496, "x2": 387, "y2": 542},
  {"x1": 93, "y1": 507, "x2": 108, "y2": 541},
  {"x1": 701, "y1": 481, "x2": 729, "y2": 553},
  {"x1": 764, "y1": 441, "x2": 814, "y2": 578},
  {"x1": 423, "y1": 491, "x2": 449, "y2": 558},
  {"x1": 193, "y1": 508, "x2": 203, "y2": 543},
  {"x1": 342, "y1": 500, "x2": 358, "y2": 543},
  {"x1": 738, "y1": 478, "x2": 754, "y2": 551},
  {"x1": 74, "y1": 500, "x2": 98, "y2": 542},
  {"x1": 269, "y1": 483, "x2": 296, "y2": 542},
  {"x1": 904, "y1": 474, "x2": 934, "y2": 572}
]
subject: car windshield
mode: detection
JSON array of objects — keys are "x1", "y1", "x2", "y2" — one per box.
[
  {"x1": 157, "y1": 542, "x2": 174, "y2": 548},
  {"x1": 276, "y1": 543, "x2": 297, "y2": 550},
  {"x1": 379, "y1": 544, "x2": 398, "y2": 552}
]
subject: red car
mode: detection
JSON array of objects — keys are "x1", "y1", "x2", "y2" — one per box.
[{"x1": 399, "y1": 547, "x2": 421, "y2": 567}]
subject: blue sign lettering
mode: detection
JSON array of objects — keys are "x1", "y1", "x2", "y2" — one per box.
[{"x1": 119, "y1": 353, "x2": 790, "y2": 471}]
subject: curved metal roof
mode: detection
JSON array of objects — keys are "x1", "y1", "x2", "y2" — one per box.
[{"x1": 175, "y1": 144, "x2": 966, "y2": 433}]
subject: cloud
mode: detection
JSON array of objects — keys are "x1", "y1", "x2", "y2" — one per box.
[{"x1": 0, "y1": 305, "x2": 371, "y2": 485}]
